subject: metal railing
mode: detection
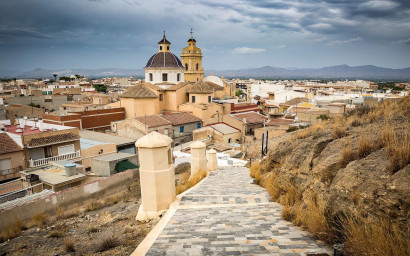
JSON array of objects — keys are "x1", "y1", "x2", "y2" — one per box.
[
  {"x1": 29, "y1": 150, "x2": 81, "y2": 167},
  {"x1": 0, "y1": 183, "x2": 44, "y2": 204}
]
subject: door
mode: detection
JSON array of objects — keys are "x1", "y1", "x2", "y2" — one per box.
[{"x1": 58, "y1": 144, "x2": 75, "y2": 155}]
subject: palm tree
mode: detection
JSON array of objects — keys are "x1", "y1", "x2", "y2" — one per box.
[{"x1": 53, "y1": 73, "x2": 57, "y2": 82}]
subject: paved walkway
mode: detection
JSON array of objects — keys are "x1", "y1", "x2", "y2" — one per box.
[{"x1": 141, "y1": 167, "x2": 332, "y2": 256}]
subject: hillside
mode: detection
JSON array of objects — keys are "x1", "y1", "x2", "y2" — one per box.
[
  {"x1": 249, "y1": 97, "x2": 410, "y2": 255},
  {"x1": 3, "y1": 65, "x2": 410, "y2": 80}
]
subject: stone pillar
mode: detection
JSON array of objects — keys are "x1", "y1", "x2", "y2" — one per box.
[
  {"x1": 207, "y1": 149, "x2": 217, "y2": 171},
  {"x1": 190, "y1": 140, "x2": 206, "y2": 177},
  {"x1": 135, "y1": 132, "x2": 175, "y2": 221}
]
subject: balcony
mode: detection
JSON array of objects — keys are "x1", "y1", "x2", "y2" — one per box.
[{"x1": 29, "y1": 150, "x2": 81, "y2": 168}]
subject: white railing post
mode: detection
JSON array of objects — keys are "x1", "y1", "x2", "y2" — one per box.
[{"x1": 31, "y1": 150, "x2": 81, "y2": 167}]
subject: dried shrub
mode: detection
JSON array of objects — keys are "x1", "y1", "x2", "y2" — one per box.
[
  {"x1": 176, "y1": 169, "x2": 207, "y2": 194},
  {"x1": 95, "y1": 234, "x2": 120, "y2": 252},
  {"x1": 333, "y1": 126, "x2": 347, "y2": 139},
  {"x1": 64, "y1": 239, "x2": 75, "y2": 252},
  {"x1": 296, "y1": 129, "x2": 310, "y2": 139},
  {"x1": 175, "y1": 162, "x2": 191, "y2": 175},
  {"x1": 88, "y1": 226, "x2": 100, "y2": 234},
  {"x1": 85, "y1": 201, "x2": 103, "y2": 213},
  {"x1": 343, "y1": 216, "x2": 410, "y2": 256},
  {"x1": 282, "y1": 206, "x2": 294, "y2": 221}
]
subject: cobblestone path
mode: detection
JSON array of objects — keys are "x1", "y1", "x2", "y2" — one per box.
[{"x1": 145, "y1": 167, "x2": 332, "y2": 256}]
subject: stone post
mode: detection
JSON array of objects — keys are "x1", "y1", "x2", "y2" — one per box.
[
  {"x1": 207, "y1": 149, "x2": 217, "y2": 171},
  {"x1": 135, "y1": 132, "x2": 175, "y2": 221},
  {"x1": 190, "y1": 140, "x2": 206, "y2": 177}
]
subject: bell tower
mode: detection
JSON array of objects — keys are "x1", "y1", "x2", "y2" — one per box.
[{"x1": 181, "y1": 29, "x2": 204, "y2": 82}]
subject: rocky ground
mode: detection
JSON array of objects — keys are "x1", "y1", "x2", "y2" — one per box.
[{"x1": 0, "y1": 166, "x2": 192, "y2": 256}]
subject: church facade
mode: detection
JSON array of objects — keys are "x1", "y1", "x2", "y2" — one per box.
[{"x1": 181, "y1": 30, "x2": 204, "y2": 82}]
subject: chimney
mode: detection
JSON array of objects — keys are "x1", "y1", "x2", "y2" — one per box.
[
  {"x1": 19, "y1": 118, "x2": 24, "y2": 129},
  {"x1": 39, "y1": 119, "x2": 44, "y2": 131}
]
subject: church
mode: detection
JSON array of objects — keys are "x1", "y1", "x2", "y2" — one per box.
[{"x1": 119, "y1": 31, "x2": 234, "y2": 120}]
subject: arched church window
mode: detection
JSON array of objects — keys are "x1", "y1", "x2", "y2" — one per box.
[
  {"x1": 167, "y1": 46, "x2": 169, "y2": 50},
  {"x1": 196, "y1": 63, "x2": 199, "y2": 71},
  {"x1": 177, "y1": 73, "x2": 180, "y2": 82},
  {"x1": 160, "y1": 46, "x2": 163, "y2": 50},
  {"x1": 149, "y1": 73, "x2": 153, "y2": 81},
  {"x1": 185, "y1": 64, "x2": 188, "y2": 71}
]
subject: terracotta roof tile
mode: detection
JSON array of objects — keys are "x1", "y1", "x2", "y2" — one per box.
[
  {"x1": 120, "y1": 83, "x2": 158, "y2": 99},
  {"x1": 166, "y1": 82, "x2": 192, "y2": 91},
  {"x1": 134, "y1": 115, "x2": 171, "y2": 128},
  {"x1": 187, "y1": 81, "x2": 215, "y2": 94},
  {"x1": 0, "y1": 133, "x2": 22, "y2": 154},
  {"x1": 160, "y1": 112, "x2": 202, "y2": 125},
  {"x1": 231, "y1": 112, "x2": 268, "y2": 124},
  {"x1": 27, "y1": 132, "x2": 80, "y2": 148},
  {"x1": 281, "y1": 97, "x2": 308, "y2": 106}
]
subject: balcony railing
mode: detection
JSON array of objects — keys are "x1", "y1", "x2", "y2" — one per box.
[{"x1": 29, "y1": 150, "x2": 81, "y2": 168}]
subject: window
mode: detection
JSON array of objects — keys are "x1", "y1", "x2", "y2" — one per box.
[
  {"x1": 177, "y1": 73, "x2": 180, "y2": 82},
  {"x1": 149, "y1": 73, "x2": 153, "y2": 81},
  {"x1": 185, "y1": 63, "x2": 188, "y2": 71},
  {"x1": 180, "y1": 126, "x2": 184, "y2": 133},
  {"x1": 197, "y1": 123, "x2": 201, "y2": 129},
  {"x1": 196, "y1": 63, "x2": 199, "y2": 71},
  {"x1": 228, "y1": 138, "x2": 232, "y2": 143},
  {"x1": 208, "y1": 96, "x2": 211, "y2": 103},
  {"x1": 0, "y1": 158, "x2": 11, "y2": 171},
  {"x1": 162, "y1": 73, "x2": 168, "y2": 81},
  {"x1": 159, "y1": 94, "x2": 163, "y2": 101},
  {"x1": 192, "y1": 96, "x2": 196, "y2": 103},
  {"x1": 160, "y1": 46, "x2": 163, "y2": 50},
  {"x1": 45, "y1": 98, "x2": 52, "y2": 102},
  {"x1": 58, "y1": 144, "x2": 74, "y2": 155},
  {"x1": 167, "y1": 46, "x2": 169, "y2": 50}
]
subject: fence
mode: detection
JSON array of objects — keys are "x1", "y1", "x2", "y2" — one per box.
[{"x1": 29, "y1": 150, "x2": 81, "y2": 167}]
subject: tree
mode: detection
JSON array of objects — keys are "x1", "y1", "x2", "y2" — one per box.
[
  {"x1": 93, "y1": 83, "x2": 107, "y2": 93},
  {"x1": 53, "y1": 74, "x2": 57, "y2": 82},
  {"x1": 236, "y1": 89, "x2": 243, "y2": 97}
]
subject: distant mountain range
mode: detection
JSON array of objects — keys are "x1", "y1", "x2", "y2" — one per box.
[{"x1": 1, "y1": 65, "x2": 409, "y2": 80}]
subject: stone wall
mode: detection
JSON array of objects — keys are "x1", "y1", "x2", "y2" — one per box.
[{"x1": 0, "y1": 169, "x2": 138, "y2": 231}]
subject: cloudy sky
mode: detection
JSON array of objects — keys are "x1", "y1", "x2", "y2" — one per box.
[{"x1": 0, "y1": 0, "x2": 409, "y2": 71}]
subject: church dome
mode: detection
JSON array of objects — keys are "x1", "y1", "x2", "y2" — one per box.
[{"x1": 145, "y1": 52, "x2": 184, "y2": 68}]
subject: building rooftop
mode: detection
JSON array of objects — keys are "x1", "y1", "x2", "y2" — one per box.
[
  {"x1": 187, "y1": 81, "x2": 215, "y2": 94},
  {"x1": 79, "y1": 130, "x2": 136, "y2": 146},
  {"x1": 21, "y1": 162, "x2": 86, "y2": 187},
  {"x1": 0, "y1": 132, "x2": 22, "y2": 154},
  {"x1": 27, "y1": 132, "x2": 80, "y2": 148},
  {"x1": 134, "y1": 115, "x2": 172, "y2": 128},
  {"x1": 208, "y1": 123, "x2": 240, "y2": 135},
  {"x1": 231, "y1": 112, "x2": 268, "y2": 124},
  {"x1": 80, "y1": 138, "x2": 109, "y2": 150},
  {"x1": 145, "y1": 52, "x2": 184, "y2": 68},
  {"x1": 93, "y1": 152, "x2": 135, "y2": 161},
  {"x1": 160, "y1": 112, "x2": 202, "y2": 126},
  {"x1": 120, "y1": 83, "x2": 158, "y2": 99},
  {"x1": 265, "y1": 119, "x2": 294, "y2": 127}
]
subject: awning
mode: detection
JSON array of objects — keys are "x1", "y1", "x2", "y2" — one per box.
[{"x1": 115, "y1": 160, "x2": 138, "y2": 173}]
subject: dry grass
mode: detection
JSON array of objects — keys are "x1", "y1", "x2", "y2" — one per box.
[
  {"x1": 85, "y1": 201, "x2": 104, "y2": 213},
  {"x1": 340, "y1": 140, "x2": 355, "y2": 168},
  {"x1": 249, "y1": 162, "x2": 261, "y2": 182},
  {"x1": 88, "y1": 226, "x2": 100, "y2": 234},
  {"x1": 176, "y1": 169, "x2": 207, "y2": 194},
  {"x1": 0, "y1": 219, "x2": 23, "y2": 242},
  {"x1": 333, "y1": 126, "x2": 347, "y2": 139},
  {"x1": 26, "y1": 213, "x2": 48, "y2": 228},
  {"x1": 343, "y1": 216, "x2": 410, "y2": 256},
  {"x1": 64, "y1": 239, "x2": 75, "y2": 252},
  {"x1": 175, "y1": 162, "x2": 191, "y2": 175},
  {"x1": 48, "y1": 230, "x2": 64, "y2": 238},
  {"x1": 382, "y1": 125, "x2": 410, "y2": 174},
  {"x1": 356, "y1": 133, "x2": 373, "y2": 158},
  {"x1": 296, "y1": 128, "x2": 310, "y2": 139}
]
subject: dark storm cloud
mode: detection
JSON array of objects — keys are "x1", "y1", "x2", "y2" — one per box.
[{"x1": 0, "y1": 0, "x2": 409, "y2": 70}]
